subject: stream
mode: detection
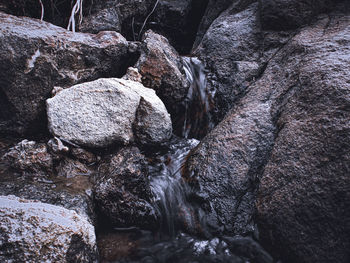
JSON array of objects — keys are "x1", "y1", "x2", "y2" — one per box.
[{"x1": 96, "y1": 58, "x2": 271, "y2": 263}]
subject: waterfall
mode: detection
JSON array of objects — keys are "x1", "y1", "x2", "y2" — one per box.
[{"x1": 181, "y1": 57, "x2": 215, "y2": 139}]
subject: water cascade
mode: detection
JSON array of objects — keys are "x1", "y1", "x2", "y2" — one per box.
[{"x1": 181, "y1": 57, "x2": 215, "y2": 139}]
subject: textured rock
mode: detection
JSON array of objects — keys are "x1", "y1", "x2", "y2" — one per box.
[
  {"x1": 136, "y1": 30, "x2": 189, "y2": 130},
  {"x1": 94, "y1": 147, "x2": 158, "y2": 230},
  {"x1": 0, "y1": 12, "x2": 137, "y2": 135},
  {"x1": 0, "y1": 195, "x2": 97, "y2": 262},
  {"x1": 259, "y1": 0, "x2": 336, "y2": 30},
  {"x1": 193, "y1": 0, "x2": 247, "y2": 50},
  {"x1": 255, "y1": 9, "x2": 350, "y2": 263},
  {"x1": 2, "y1": 140, "x2": 53, "y2": 176},
  {"x1": 185, "y1": 6, "x2": 350, "y2": 260},
  {"x1": 47, "y1": 78, "x2": 172, "y2": 148},
  {"x1": 194, "y1": 2, "x2": 264, "y2": 124}
]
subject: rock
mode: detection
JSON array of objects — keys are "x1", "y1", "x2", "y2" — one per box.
[
  {"x1": 122, "y1": 67, "x2": 143, "y2": 83},
  {"x1": 0, "y1": 195, "x2": 98, "y2": 262},
  {"x1": 82, "y1": 0, "x2": 207, "y2": 54},
  {"x1": 193, "y1": 0, "x2": 243, "y2": 50},
  {"x1": 0, "y1": 180, "x2": 96, "y2": 224},
  {"x1": 193, "y1": 2, "x2": 267, "y2": 132},
  {"x1": 255, "y1": 9, "x2": 350, "y2": 263},
  {"x1": 183, "y1": 96, "x2": 275, "y2": 236},
  {"x1": 136, "y1": 30, "x2": 189, "y2": 131},
  {"x1": 94, "y1": 147, "x2": 158, "y2": 230},
  {"x1": 71, "y1": 147, "x2": 99, "y2": 165},
  {"x1": 259, "y1": 0, "x2": 336, "y2": 30},
  {"x1": 56, "y1": 158, "x2": 93, "y2": 179},
  {"x1": 2, "y1": 140, "x2": 53, "y2": 176},
  {"x1": 46, "y1": 77, "x2": 172, "y2": 148},
  {"x1": 0, "y1": 12, "x2": 137, "y2": 135},
  {"x1": 185, "y1": 6, "x2": 350, "y2": 259},
  {"x1": 80, "y1": 7, "x2": 121, "y2": 34},
  {"x1": 194, "y1": 1, "x2": 295, "y2": 125}
]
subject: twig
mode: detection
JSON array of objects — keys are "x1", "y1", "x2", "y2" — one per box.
[
  {"x1": 39, "y1": 0, "x2": 44, "y2": 21},
  {"x1": 138, "y1": 0, "x2": 159, "y2": 40},
  {"x1": 67, "y1": 0, "x2": 84, "y2": 32}
]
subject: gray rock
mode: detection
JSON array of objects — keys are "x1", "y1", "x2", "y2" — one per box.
[
  {"x1": 186, "y1": 4, "x2": 350, "y2": 262},
  {"x1": 47, "y1": 78, "x2": 172, "y2": 148},
  {"x1": 80, "y1": 7, "x2": 121, "y2": 34},
  {"x1": 0, "y1": 12, "x2": 137, "y2": 135},
  {"x1": 94, "y1": 147, "x2": 158, "y2": 230},
  {"x1": 0, "y1": 195, "x2": 98, "y2": 263},
  {"x1": 255, "y1": 10, "x2": 350, "y2": 263}
]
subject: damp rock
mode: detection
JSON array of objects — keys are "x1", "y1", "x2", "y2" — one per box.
[
  {"x1": 94, "y1": 147, "x2": 158, "y2": 230},
  {"x1": 136, "y1": 30, "x2": 189, "y2": 128},
  {"x1": 0, "y1": 12, "x2": 136, "y2": 135},
  {"x1": 0, "y1": 195, "x2": 98, "y2": 262},
  {"x1": 2, "y1": 139, "x2": 53, "y2": 176},
  {"x1": 47, "y1": 78, "x2": 172, "y2": 148}
]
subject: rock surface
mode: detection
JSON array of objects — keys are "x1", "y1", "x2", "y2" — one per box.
[
  {"x1": 185, "y1": 3, "x2": 350, "y2": 262},
  {"x1": 94, "y1": 147, "x2": 158, "y2": 230},
  {"x1": 47, "y1": 78, "x2": 172, "y2": 147},
  {"x1": 2, "y1": 140, "x2": 53, "y2": 176},
  {"x1": 0, "y1": 195, "x2": 98, "y2": 262},
  {"x1": 259, "y1": 0, "x2": 334, "y2": 30},
  {"x1": 136, "y1": 30, "x2": 189, "y2": 131},
  {"x1": 0, "y1": 12, "x2": 137, "y2": 135}
]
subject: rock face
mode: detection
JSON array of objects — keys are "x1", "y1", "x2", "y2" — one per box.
[
  {"x1": 255, "y1": 9, "x2": 350, "y2": 263},
  {"x1": 259, "y1": 0, "x2": 336, "y2": 30},
  {"x1": 47, "y1": 78, "x2": 172, "y2": 147},
  {"x1": 0, "y1": 12, "x2": 137, "y2": 135},
  {"x1": 94, "y1": 147, "x2": 158, "y2": 230},
  {"x1": 136, "y1": 30, "x2": 189, "y2": 131},
  {"x1": 0, "y1": 195, "x2": 98, "y2": 262},
  {"x1": 186, "y1": 3, "x2": 350, "y2": 262},
  {"x1": 194, "y1": 2, "x2": 265, "y2": 124}
]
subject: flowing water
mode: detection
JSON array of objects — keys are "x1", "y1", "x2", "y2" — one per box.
[{"x1": 181, "y1": 57, "x2": 215, "y2": 139}]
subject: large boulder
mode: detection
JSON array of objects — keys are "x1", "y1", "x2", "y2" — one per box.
[
  {"x1": 0, "y1": 195, "x2": 98, "y2": 262},
  {"x1": 136, "y1": 30, "x2": 189, "y2": 134},
  {"x1": 0, "y1": 12, "x2": 137, "y2": 135},
  {"x1": 255, "y1": 7, "x2": 350, "y2": 262},
  {"x1": 185, "y1": 3, "x2": 350, "y2": 261},
  {"x1": 46, "y1": 78, "x2": 172, "y2": 147},
  {"x1": 94, "y1": 147, "x2": 158, "y2": 230}
]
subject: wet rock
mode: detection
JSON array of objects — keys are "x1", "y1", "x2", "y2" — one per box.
[
  {"x1": 0, "y1": 12, "x2": 137, "y2": 135},
  {"x1": 193, "y1": 0, "x2": 251, "y2": 50},
  {"x1": 56, "y1": 158, "x2": 93, "y2": 179},
  {"x1": 0, "y1": 195, "x2": 97, "y2": 262},
  {"x1": 71, "y1": 147, "x2": 99, "y2": 165},
  {"x1": 2, "y1": 139, "x2": 53, "y2": 176},
  {"x1": 194, "y1": 2, "x2": 265, "y2": 124},
  {"x1": 94, "y1": 147, "x2": 158, "y2": 230},
  {"x1": 259, "y1": 0, "x2": 336, "y2": 30},
  {"x1": 136, "y1": 30, "x2": 189, "y2": 130},
  {"x1": 255, "y1": 10, "x2": 350, "y2": 263},
  {"x1": 185, "y1": 5, "x2": 350, "y2": 253},
  {"x1": 47, "y1": 77, "x2": 172, "y2": 148}
]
